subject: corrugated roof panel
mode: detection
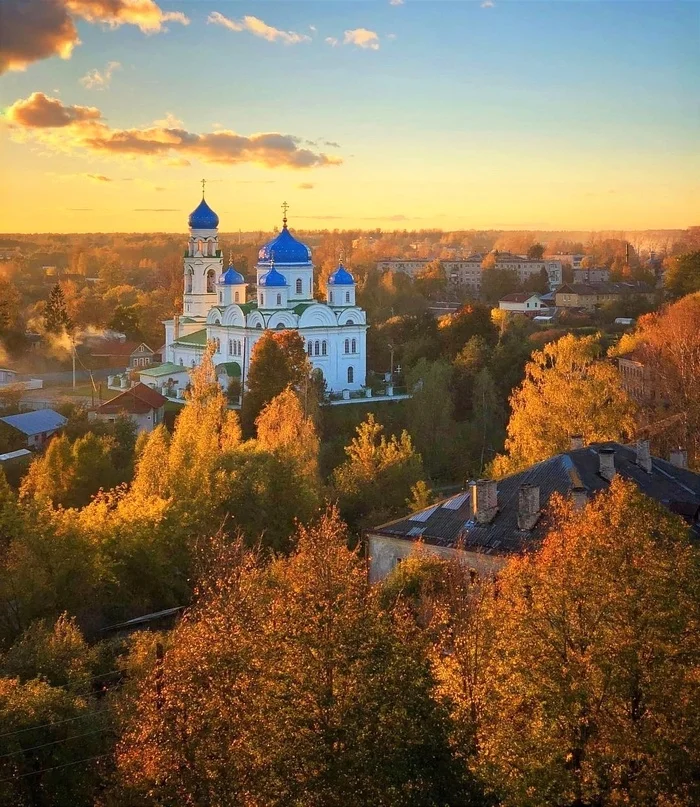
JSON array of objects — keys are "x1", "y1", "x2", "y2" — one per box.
[
  {"x1": 410, "y1": 504, "x2": 439, "y2": 523},
  {"x1": 0, "y1": 410, "x2": 67, "y2": 436},
  {"x1": 443, "y1": 491, "x2": 470, "y2": 511}
]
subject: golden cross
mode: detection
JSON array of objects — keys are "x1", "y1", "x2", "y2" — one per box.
[
  {"x1": 281, "y1": 200, "x2": 289, "y2": 222},
  {"x1": 201, "y1": 178, "x2": 206, "y2": 196}
]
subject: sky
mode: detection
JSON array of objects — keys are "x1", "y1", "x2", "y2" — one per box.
[{"x1": 1, "y1": 0, "x2": 698, "y2": 233}]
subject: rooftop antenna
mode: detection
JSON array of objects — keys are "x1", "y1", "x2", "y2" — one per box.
[{"x1": 281, "y1": 200, "x2": 289, "y2": 229}]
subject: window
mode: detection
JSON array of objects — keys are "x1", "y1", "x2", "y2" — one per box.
[
  {"x1": 351, "y1": 338, "x2": 356, "y2": 353},
  {"x1": 329, "y1": 291, "x2": 333, "y2": 304},
  {"x1": 347, "y1": 366, "x2": 354, "y2": 383},
  {"x1": 296, "y1": 278, "x2": 302, "y2": 294},
  {"x1": 259, "y1": 293, "x2": 264, "y2": 306},
  {"x1": 219, "y1": 292, "x2": 223, "y2": 303},
  {"x1": 307, "y1": 341, "x2": 313, "y2": 356},
  {"x1": 276, "y1": 293, "x2": 281, "y2": 306},
  {"x1": 234, "y1": 292, "x2": 239, "y2": 303},
  {"x1": 185, "y1": 268, "x2": 193, "y2": 293},
  {"x1": 346, "y1": 318, "x2": 354, "y2": 326},
  {"x1": 179, "y1": 358, "x2": 184, "y2": 366},
  {"x1": 321, "y1": 340, "x2": 327, "y2": 356},
  {"x1": 228, "y1": 339, "x2": 233, "y2": 355},
  {"x1": 345, "y1": 292, "x2": 350, "y2": 303},
  {"x1": 344, "y1": 338, "x2": 349, "y2": 354},
  {"x1": 206, "y1": 269, "x2": 216, "y2": 293},
  {"x1": 314, "y1": 340, "x2": 320, "y2": 356},
  {"x1": 197, "y1": 239, "x2": 203, "y2": 253}
]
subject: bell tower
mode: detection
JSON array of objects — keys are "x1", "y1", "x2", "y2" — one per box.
[{"x1": 183, "y1": 180, "x2": 222, "y2": 318}]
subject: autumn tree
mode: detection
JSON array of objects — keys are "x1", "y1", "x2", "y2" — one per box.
[
  {"x1": 480, "y1": 266, "x2": 519, "y2": 303},
  {"x1": 332, "y1": 414, "x2": 426, "y2": 530},
  {"x1": 240, "y1": 329, "x2": 312, "y2": 437},
  {"x1": 664, "y1": 251, "x2": 700, "y2": 298},
  {"x1": 632, "y1": 293, "x2": 700, "y2": 465},
  {"x1": 414, "y1": 259, "x2": 447, "y2": 299},
  {"x1": 492, "y1": 333, "x2": 635, "y2": 475},
  {"x1": 476, "y1": 479, "x2": 700, "y2": 807},
  {"x1": 115, "y1": 511, "x2": 461, "y2": 806},
  {"x1": 44, "y1": 283, "x2": 73, "y2": 334}
]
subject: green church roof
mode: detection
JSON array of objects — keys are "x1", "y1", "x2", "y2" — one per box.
[
  {"x1": 173, "y1": 328, "x2": 208, "y2": 347},
  {"x1": 139, "y1": 362, "x2": 188, "y2": 378}
]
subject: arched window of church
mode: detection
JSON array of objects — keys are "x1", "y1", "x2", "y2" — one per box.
[
  {"x1": 259, "y1": 293, "x2": 264, "y2": 306},
  {"x1": 348, "y1": 366, "x2": 354, "y2": 384},
  {"x1": 345, "y1": 292, "x2": 350, "y2": 304},
  {"x1": 206, "y1": 269, "x2": 216, "y2": 293},
  {"x1": 314, "y1": 341, "x2": 320, "y2": 356},
  {"x1": 276, "y1": 293, "x2": 281, "y2": 306},
  {"x1": 296, "y1": 278, "x2": 302, "y2": 294},
  {"x1": 185, "y1": 268, "x2": 193, "y2": 294},
  {"x1": 191, "y1": 359, "x2": 196, "y2": 368},
  {"x1": 321, "y1": 341, "x2": 327, "y2": 356},
  {"x1": 179, "y1": 358, "x2": 184, "y2": 366},
  {"x1": 277, "y1": 323, "x2": 284, "y2": 330},
  {"x1": 346, "y1": 318, "x2": 354, "y2": 326},
  {"x1": 307, "y1": 341, "x2": 313, "y2": 356},
  {"x1": 234, "y1": 292, "x2": 239, "y2": 303},
  {"x1": 344, "y1": 339, "x2": 349, "y2": 354},
  {"x1": 219, "y1": 292, "x2": 223, "y2": 303},
  {"x1": 197, "y1": 239, "x2": 203, "y2": 254},
  {"x1": 256, "y1": 324, "x2": 262, "y2": 329},
  {"x1": 329, "y1": 292, "x2": 333, "y2": 304},
  {"x1": 351, "y1": 338, "x2": 356, "y2": 353},
  {"x1": 228, "y1": 339, "x2": 233, "y2": 355}
]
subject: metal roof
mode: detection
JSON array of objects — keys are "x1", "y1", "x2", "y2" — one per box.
[
  {"x1": 0, "y1": 409, "x2": 67, "y2": 436},
  {"x1": 370, "y1": 443, "x2": 700, "y2": 555}
]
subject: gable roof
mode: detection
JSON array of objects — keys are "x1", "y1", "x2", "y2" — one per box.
[
  {"x1": 94, "y1": 382, "x2": 167, "y2": 415},
  {"x1": 500, "y1": 292, "x2": 541, "y2": 303},
  {"x1": 0, "y1": 410, "x2": 67, "y2": 436},
  {"x1": 370, "y1": 443, "x2": 700, "y2": 555},
  {"x1": 172, "y1": 328, "x2": 208, "y2": 347}
]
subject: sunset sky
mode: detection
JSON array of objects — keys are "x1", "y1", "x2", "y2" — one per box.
[{"x1": 1, "y1": 0, "x2": 698, "y2": 233}]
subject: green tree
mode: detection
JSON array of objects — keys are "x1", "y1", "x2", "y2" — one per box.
[
  {"x1": 406, "y1": 359, "x2": 460, "y2": 481},
  {"x1": 526, "y1": 243, "x2": 545, "y2": 260},
  {"x1": 470, "y1": 367, "x2": 505, "y2": 476},
  {"x1": 522, "y1": 266, "x2": 550, "y2": 294},
  {"x1": 44, "y1": 284, "x2": 73, "y2": 334},
  {"x1": 438, "y1": 304, "x2": 498, "y2": 359},
  {"x1": 664, "y1": 251, "x2": 700, "y2": 298},
  {"x1": 241, "y1": 330, "x2": 312, "y2": 437},
  {"x1": 492, "y1": 333, "x2": 635, "y2": 476},
  {"x1": 480, "y1": 267, "x2": 520, "y2": 303},
  {"x1": 115, "y1": 510, "x2": 462, "y2": 806},
  {"x1": 415, "y1": 259, "x2": 447, "y2": 299},
  {"x1": 477, "y1": 479, "x2": 700, "y2": 807}
]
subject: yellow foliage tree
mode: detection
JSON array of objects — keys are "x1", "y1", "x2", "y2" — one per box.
[{"x1": 491, "y1": 333, "x2": 635, "y2": 476}]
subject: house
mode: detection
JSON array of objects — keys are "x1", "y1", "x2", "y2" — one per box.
[
  {"x1": 574, "y1": 266, "x2": 611, "y2": 284},
  {"x1": 0, "y1": 369, "x2": 18, "y2": 386},
  {"x1": 138, "y1": 362, "x2": 191, "y2": 396},
  {"x1": 91, "y1": 340, "x2": 157, "y2": 369},
  {"x1": 90, "y1": 382, "x2": 167, "y2": 433},
  {"x1": 0, "y1": 368, "x2": 43, "y2": 391},
  {"x1": 617, "y1": 349, "x2": 655, "y2": 404},
  {"x1": 555, "y1": 281, "x2": 655, "y2": 309},
  {"x1": 366, "y1": 441, "x2": 700, "y2": 582},
  {"x1": 498, "y1": 292, "x2": 547, "y2": 314},
  {"x1": 0, "y1": 409, "x2": 67, "y2": 448}
]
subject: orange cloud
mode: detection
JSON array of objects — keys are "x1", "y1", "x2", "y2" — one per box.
[
  {"x1": 6, "y1": 92, "x2": 101, "y2": 127},
  {"x1": 5, "y1": 93, "x2": 342, "y2": 170},
  {"x1": 0, "y1": 0, "x2": 188, "y2": 75},
  {"x1": 207, "y1": 12, "x2": 310, "y2": 45}
]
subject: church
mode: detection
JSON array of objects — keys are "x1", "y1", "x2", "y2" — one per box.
[{"x1": 163, "y1": 194, "x2": 368, "y2": 394}]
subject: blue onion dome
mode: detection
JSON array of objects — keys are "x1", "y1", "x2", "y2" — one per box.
[
  {"x1": 219, "y1": 264, "x2": 245, "y2": 285},
  {"x1": 258, "y1": 264, "x2": 287, "y2": 287},
  {"x1": 328, "y1": 261, "x2": 355, "y2": 286},
  {"x1": 188, "y1": 197, "x2": 219, "y2": 229},
  {"x1": 258, "y1": 218, "x2": 311, "y2": 265}
]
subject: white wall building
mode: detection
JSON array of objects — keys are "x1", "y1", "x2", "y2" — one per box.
[
  {"x1": 498, "y1": 292, "x2": 548, "y2": 313},
  {"x1": 163, "y1": 197, "x2": 368, "y2": 393}
]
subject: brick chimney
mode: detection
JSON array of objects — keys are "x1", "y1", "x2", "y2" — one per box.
[
  {"x1": 571, "y1": 486, "x2": 588, "y2": 511},
  {"x1": 598, "y1": 447, "x2": 616, "y2": 482},
  {"x1": 517, "y1": 484, "x2": 540, "y2": 530},
  {"x1": 570, "y1": 434, "x2": 584, "y2": 450},
  {"x1": 636, "y1": 439, "x2": 652, "y2": 473},
  {"x1": 470, "y1": 479, "x2": 498, "y2": 524},
  {"x1": 670, "y1": 448, "x2": 688, "y2": 470}
]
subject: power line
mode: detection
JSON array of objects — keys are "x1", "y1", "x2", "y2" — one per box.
[
  {"x1": 0, "y1": 727, "x2": 112, "y2": 760},
  {"x1": 0, "y1": 753, "x2": 111, "y2": 785},
  {"x1": 0, "y1": 710, "x2": 109, "y2": 740}
]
